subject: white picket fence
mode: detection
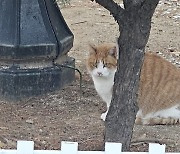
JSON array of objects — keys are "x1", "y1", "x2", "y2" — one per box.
[{"x1": 0, "y1": 141, "x2": 179, "y2": 154}]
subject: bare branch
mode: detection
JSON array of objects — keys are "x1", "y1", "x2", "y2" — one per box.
[
  {"x1": 123, "y1": 0, "x2": 146, "y2": 9},
  {"x1": 139, "y1": 0, "x2": 160, "y2": 17},
  {"x1": 91, "y1": 0, "x2": 124, "y2": 22}
]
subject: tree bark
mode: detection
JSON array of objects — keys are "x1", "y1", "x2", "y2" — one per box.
[{"x1": 92, "y1": 0, "x2": 160, "y2": 151}]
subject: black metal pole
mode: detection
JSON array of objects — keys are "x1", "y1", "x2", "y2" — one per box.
[{"x1": 0, "y1": 0, "x2": 75, "y2": 101}]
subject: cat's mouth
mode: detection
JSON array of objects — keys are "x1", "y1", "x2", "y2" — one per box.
[
  {"x1": 95, "y1": 73, "x2": 108, "y2": 78},
  {"x1": 93, "y1": 71, "x2": 111, "y2": 78}
]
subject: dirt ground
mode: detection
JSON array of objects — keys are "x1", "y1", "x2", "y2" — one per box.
[{"x1": 0, "y1": 0, "x2": 180, "y2": 152}]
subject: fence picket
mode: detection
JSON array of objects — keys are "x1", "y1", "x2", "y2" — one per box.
[
  {"x1": 17, "y1": 141, "x2": 34, "y2": 154},
  {"x1": 61, "y1": 141, "x2": 78, "y2": 154},
  {"x1": 0, "y1": 140, "x2": 179, "y2": 154},
  {"x1": 149, "y1": 143, "x2": 166, "y2": 154},
  {"x1": 105, "y1": 142, "x2": 122, "y2": 154}
]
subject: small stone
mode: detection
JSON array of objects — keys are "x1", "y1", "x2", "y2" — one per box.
[
  {"x1": 168, "y1": 48, "x2": 175, "y2": 52},
  {"x1": 26, "y1": 119, "x2": 34, "y2": 124},
  {"x1": 0, "y1": 127, "x2": 8, "y2": 130},
  {"x1": 0, "y1": 141, "x2": 6, "y2": 148}
]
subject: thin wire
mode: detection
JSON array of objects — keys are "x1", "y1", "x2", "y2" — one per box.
[{"x1": 54, "y1": 63, "x2": 82, "y2": 95}]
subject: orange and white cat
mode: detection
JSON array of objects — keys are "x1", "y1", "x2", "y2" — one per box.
[{"x1": 86, "y1": 43, "x2": 180, "y2": 125}]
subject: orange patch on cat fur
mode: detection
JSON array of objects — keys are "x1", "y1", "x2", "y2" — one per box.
[{"x1": 87, "y1": 42, "x2": 180, "y2": 125}]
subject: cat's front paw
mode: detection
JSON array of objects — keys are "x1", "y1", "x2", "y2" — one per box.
[{"x1": 101, "y1": 112, "x2": 107, "y2": 121}]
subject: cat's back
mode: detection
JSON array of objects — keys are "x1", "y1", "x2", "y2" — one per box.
[
  {"x1": 139, "y1": 52, "x2": 180, "y2": 114},
  {"x1": 141, "y1": 52, "x2": 180, "y2": 87},
  {"x1": 143, "y1": 52, "x2": 180, "y2": 77}
]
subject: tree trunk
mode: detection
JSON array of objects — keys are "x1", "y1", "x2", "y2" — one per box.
[
  {"x1": 105, "y1": 18, "x2": 147, "y2": 151},
  {"x1": 92, "y1": 0, "x2": 160, "y2": 151}
]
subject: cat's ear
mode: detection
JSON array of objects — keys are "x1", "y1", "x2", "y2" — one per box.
[
  {"x1": 109, "y1": 46, "x2": 117, "y2": 58},
  {"x1": 89, "y1": 43, "x2": 97, "y2": 55}
]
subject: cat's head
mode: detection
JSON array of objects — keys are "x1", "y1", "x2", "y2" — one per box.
[{"x1": 87, "y1": 43, "x2": 117, "y2": 78}]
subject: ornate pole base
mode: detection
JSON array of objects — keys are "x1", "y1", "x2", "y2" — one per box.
[
  {"x1": 0, "y1": 57, "x2": 75, "y2": 101},
  {"x1": 0, "y1": 0, "x2": 75, "y2": 101}
]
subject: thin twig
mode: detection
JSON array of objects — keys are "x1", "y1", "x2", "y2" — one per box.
[
  {"x1": 92, "y1": 0, "x2": 124, "y2": 22},
  {"x1": 71, "y1": 21, "x2": 87, "y2": 25},
  {"x1": 131, "y1": 138, "x2": 174, "y2": 146}
]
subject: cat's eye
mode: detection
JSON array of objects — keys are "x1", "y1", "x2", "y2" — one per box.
[
  {"x1": 93, "y1": 64, "x2": 97, "y2": 68},
  {"x1": 103, "y1": 63, "x2": 109, "y2": 68},
  {"x1": 94, "y1": 60, "x2": 98, "y2": 68},
  {"x1": 103, "y1": 63, "x2": 112, "y2": 68},
  {"x1": 92, "y1": 61, "x2": 97, "y2": 68}
]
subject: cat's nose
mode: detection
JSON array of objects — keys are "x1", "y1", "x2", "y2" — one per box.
[{"x1": 97, "y1": 72, "x2": 103, "y2": 76}]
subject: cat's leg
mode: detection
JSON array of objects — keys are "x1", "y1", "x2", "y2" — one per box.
[
  {"x1": 101, "y1": 101, "x2": 110, "y2": 121},
  {"x1": 135, "y1": 109, "x2": 143, "y2": 125},
  {"x1": 142, "y1": 117, "x2": 179, "y2": 125},
  {"x1": 101, "y1": 109, "x2": 108, "y2": 121},
  {"x1": 140, "y1": 105, "x2": 180, "y2": 125},
  {"x1": 136, "y1": 116, "x2": 180, "y2": 125}
]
